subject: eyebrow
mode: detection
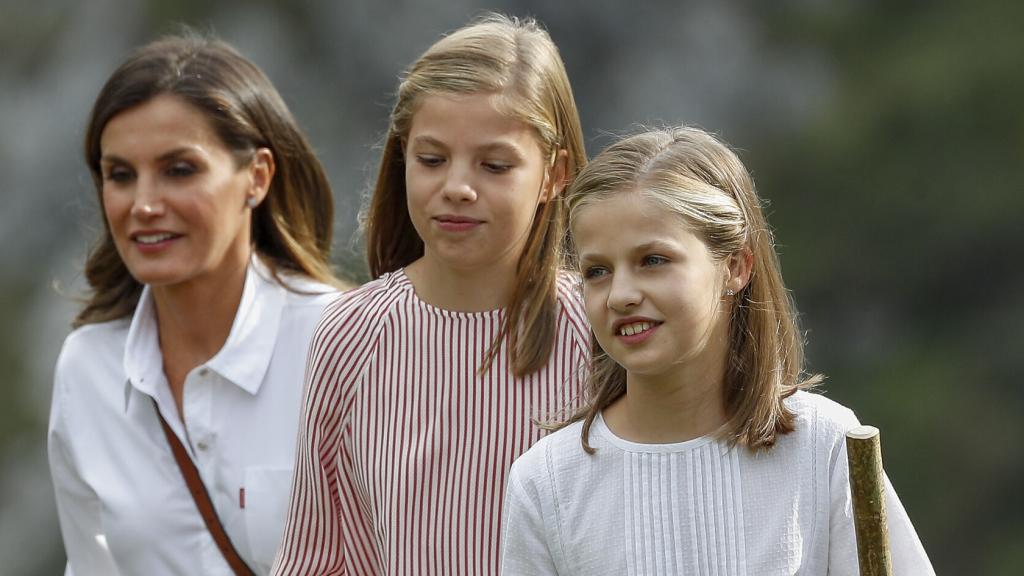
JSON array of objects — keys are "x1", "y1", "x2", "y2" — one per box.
[
  {"x1": 577, "y1": 240, "x2": 682, "y2": 264},
  {"x1": 408, "y1": 135, "x2": 526, "y2": 159},
  {"x1": 100, "y1": 147, "x2": 201, "y2": 165},
  {"x1": 632, "y1": 240, "x2": 681, "y2": 254}
]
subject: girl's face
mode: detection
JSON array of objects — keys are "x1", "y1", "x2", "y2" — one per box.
[
  {"x1": 573, "y1": 192, "x2": 733, "y2": 382},
  {"x1": 403, "y1": 92, "x2": 558, "y2": 276},
  {"x1": 99, "y1": 94, "x2": 271, "y2": 292}
]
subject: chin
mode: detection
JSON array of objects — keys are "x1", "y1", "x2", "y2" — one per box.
[{"x1": 124, "y1": 264, "x2": 192, "y2": 288}]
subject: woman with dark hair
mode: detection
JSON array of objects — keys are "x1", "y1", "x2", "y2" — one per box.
[{"x1": 48, "y1": 31, "x2": 345, "y2": 575}]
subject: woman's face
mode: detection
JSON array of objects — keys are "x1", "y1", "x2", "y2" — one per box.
[
  {"x1": 403, "y1": 92, "x2": 561, "y2": 276},
  {"x1": 99, "y1": 94, "x2": 270, "y2": 292}
]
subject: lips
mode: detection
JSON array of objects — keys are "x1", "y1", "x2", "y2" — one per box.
[
  {"x1": 434, "y1": 214, "x2": 483, "y2": 232},
  {"x1": 133, "y1": 232, "x2": 179, "y2": 244},
  {"x1": 612, "y1": 317, "x2": 662, "y2": 343},
  {"x1": 130, "y1": 230, "x2": 183, "y2": 251}
]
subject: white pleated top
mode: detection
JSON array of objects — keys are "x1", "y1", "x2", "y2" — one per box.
[{"x1": 501, "y1": 391, "x2": 935, "y2": 575}]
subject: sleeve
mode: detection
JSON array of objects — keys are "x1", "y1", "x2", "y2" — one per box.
[
  {"x1": 48, "y1": 355, "x2": 121, "y2": 576},
  {"x1": 271, "y1": 297, "x2": 380, "y2": 576},
  {"x1": 500, "y1": 456, "x2": 561, "y2": 575},
  {"x1": 827, "y1": 429, "x2": 936, "y2": 575}
]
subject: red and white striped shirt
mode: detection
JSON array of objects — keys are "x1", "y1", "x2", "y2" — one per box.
[{"x1": 273, "y1": 269, "x2": 589, "y2": 575}]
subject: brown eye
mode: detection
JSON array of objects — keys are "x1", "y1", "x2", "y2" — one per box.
[
  {"x1": 166, "y1": 161, "x2": 197, "y2": 178},
  {"x1": 482, "y1": 161, "x2": 512, "y2": 174},
  {"x1": 415, "y1": 154, "x2": 444, "y2": 167},
  {"x1": 104, "y1": 166, "x2": 134, "y2": 183}
]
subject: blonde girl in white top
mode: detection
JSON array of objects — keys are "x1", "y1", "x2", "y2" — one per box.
[
  {"x1": 501, "y1": 126, "x2": 934, "y2": 575},
  {"x1": 272, "y1": 14, "x2": 590, "y2": 575},
  {"x1": 48, "y1": 31, "x2": 344, "y2": 575}
]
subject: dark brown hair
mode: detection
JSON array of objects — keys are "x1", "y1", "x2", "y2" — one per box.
[
  {"x1": 76, "y1": 30, "x2": 338, "y2": 327},
  {"x1": 364, "y1": 14, "x2": 587, "y2": 376}
]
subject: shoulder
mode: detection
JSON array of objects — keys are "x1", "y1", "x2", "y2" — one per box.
[
  {"x1": 52, "y1": 319, "x2": 130, "y2": 425},
  {"x1": 786, "y1": 390, "x2": 860, "y2": 437},
  {"x1": 512, "y1": 421, "x2": 589, "y2": 485},
  {"x1": 55, "y1": 319, "x2": 129, "y2": 381},
  {"x1": 779, "y1": 390, "x2": 861, "y2": 471},
  {"x1": 265, "y1": 267, "x2": 340, "y2": 308},
  {"x1": 304, "y1": 272, "x2": 414, "y2": 370},
  {"x1": 316, "y1": 272, "x2": 409, "y2": 330},
  {"x1": 275, "y1": 275, "x2": 343, "y2": 327}
]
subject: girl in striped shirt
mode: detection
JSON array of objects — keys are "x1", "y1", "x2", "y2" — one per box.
[
  {"x1": 272, "y1": 14, "x2": 589, "y2": 575},
  {"x1": 501, "y1": 126, "x2": 933, "y2": 574}
]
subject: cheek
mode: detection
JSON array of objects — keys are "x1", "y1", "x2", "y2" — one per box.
[
  {"x1": 403, "y1": 172, "x2": 432, "y2": 211},
  {"x1": 582, "y1": 287, "x2": 607, "y2": 323},
  {"x1": 101, "y1": 192, "x2": 129, "y2": 228}
]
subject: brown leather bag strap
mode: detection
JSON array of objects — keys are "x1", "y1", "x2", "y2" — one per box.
[{"x1": 154, "y1": 399, "x2": 256, "y2": 576}]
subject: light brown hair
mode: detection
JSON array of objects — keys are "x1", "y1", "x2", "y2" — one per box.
[
  {"x1": 564, "y1": 126, "x2": 822, "y2": 452},
  {"x1": 364, "y1": 14, "x2": 587, "y2": 376},
  {"x1": 76, "y1": 30, "x2": 339, "y2": 327}
]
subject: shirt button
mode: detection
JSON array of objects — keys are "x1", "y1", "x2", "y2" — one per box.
[
  {"x1": 197, "y1": 441, "x2": 209, "y2": 451},
  {"x1": 198, "y1": 368, "x2": 209, "y2": 377}
]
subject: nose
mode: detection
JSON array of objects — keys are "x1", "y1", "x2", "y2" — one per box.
[
  {"x1": 129, "y1": 175, "x2": 165, "y2": 218},
  {"x1": 441, "y1": 163, "x2": 477, "y2": 203},
  {"x1": 607, "y1": 271, "x2": 642, "y2": 312}
]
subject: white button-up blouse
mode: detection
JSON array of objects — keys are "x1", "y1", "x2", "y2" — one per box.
[{"x1": 48, "y1": 257, "x2": 338, "y2": 575}]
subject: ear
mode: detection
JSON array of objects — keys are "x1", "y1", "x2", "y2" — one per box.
[
  {"x1": 539, "y1": 149, "x2": 569, "y2": 204},
  {"x1": 246, "y1": 148, "x2": 275, "y2": 207},
  {"x1": 724, "y1": 246, "x2": 754, "y2": 295}
]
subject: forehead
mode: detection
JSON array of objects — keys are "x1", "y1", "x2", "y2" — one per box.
[
  {"x1": 100, "y1": 94, "x2": 221, "y2": 156},
  {"x1": 572, "y1": 192, "x2": 698, "y2": 251},
  {"x1": 407, "y1": 92, "x2": 541, "y2": 150}
]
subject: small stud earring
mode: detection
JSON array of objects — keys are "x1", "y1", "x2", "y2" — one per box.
[
  {"x1": 725, "y1": 289, "x2": 735, "y2": 296},
  {"x1": 246, "y1": 197, "x2": 258, "y2": 209}
]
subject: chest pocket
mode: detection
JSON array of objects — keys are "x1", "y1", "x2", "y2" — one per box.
[{"x1": 243, "y1": 467, "x2": 294, "y2": 571}]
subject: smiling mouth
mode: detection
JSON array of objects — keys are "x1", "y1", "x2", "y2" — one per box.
[
  {"x1": 133, "y1": 232, "x2": 181, "y2": 245},
  {"x1": 618, "y1": 321, "x2": 659, "y2": 336}
]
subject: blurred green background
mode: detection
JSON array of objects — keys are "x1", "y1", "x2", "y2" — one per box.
[{"x1": 2, "y1": 0, "x2": 1020, "y2": 573}]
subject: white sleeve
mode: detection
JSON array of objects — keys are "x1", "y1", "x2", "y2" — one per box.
[
  {"x1": 500, "y1": 458, "x2": 561, "y2": 575},
  {"x1": 828, "y1": 439, "x2": 935, "y2": 576},
  {"x1": 48, "y1": 363, "x2": 121, "y2": 576}
]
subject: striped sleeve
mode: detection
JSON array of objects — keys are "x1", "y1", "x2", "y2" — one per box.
[
  {"x1": 555, "y1": 271, "x2": 589, "y2": 359},
  {"x1": 272, "y1": 282, "x2": 392, "y2": 576},
  {"x1": 555, "y1": 271, "x2": 590, "y2": 399}
]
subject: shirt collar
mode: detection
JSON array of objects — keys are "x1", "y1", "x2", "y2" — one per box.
[{"x1": 122, "y1": 255, "x2": 287, "y2": 409}]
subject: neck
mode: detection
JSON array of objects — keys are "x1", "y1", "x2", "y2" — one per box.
[
  {"x1": 151, "y1": 254, "x2": 249, "y2": 369},
  {"x1": 604, "y1": 326, "x2": 731, "y2": 444},
  {"x1": 405, "y1": 253, "x2": 518, "y2": 312}
]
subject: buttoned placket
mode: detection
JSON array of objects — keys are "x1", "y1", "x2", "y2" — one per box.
[{"x1": 182, "y1": 364, "x2": 230, "y2": 574}]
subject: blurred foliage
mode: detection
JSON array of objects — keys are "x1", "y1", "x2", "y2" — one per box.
[
  {"x1": 746, "y1": 0, "x2": 1024, "y2": 573},
  {"x1": 0, "y1": 281, "x2": 38, "y2": 446}
]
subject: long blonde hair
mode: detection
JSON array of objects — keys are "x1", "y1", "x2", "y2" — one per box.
[
  {"x1": 364, "y1": 13, "x2": 587, "y2": 376},
  {"x1": 76, "y1": 31, "x2": 338, "y2": 327},
  {"x1": 564, "y1": 126, "x2": 822, "y2": 452}
]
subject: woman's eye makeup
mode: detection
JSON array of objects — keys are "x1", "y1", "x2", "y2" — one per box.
[
  {"x1": 104, "y1": 165, "x2": 134, "y2": 182},
  {"x1": 582, "y1": 265, "x2": 608, "y2": 280},
  {"x1": 166, "y1": 161, "x2": 197, "y2": 177}
]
